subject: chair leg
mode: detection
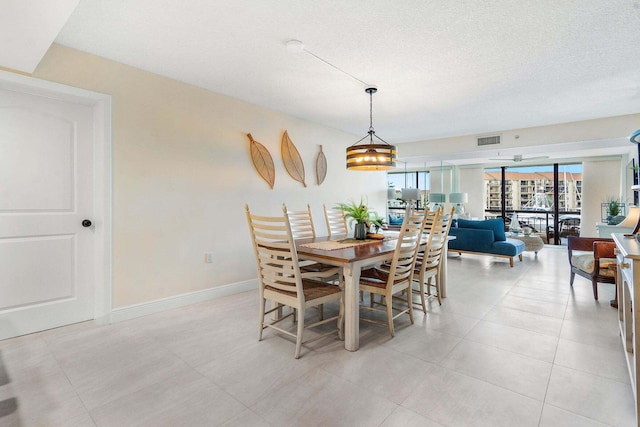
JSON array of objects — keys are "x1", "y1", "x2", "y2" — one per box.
[
  {"x1": 407, "y1": 288, "x2": 414, "y2": 325},
  {"x1": 592, "y1": 279, "x2": 599, "y2": 301},
  {"x1": 570, "y1": 272, "x2": 575, "y2": 286},
  {"x1": 294, "y1": 307, "x2": 305, "y2": 359},
  {"x1": 386, "y1": 292, "x2": 395, "y2": 337},
  {"x1": 434, "y1": 276, "x2": 442, "y2": 306},
  {"x1": 338, "y1": 295, "x2": 345, "y2": 341},
  {"x1": 509, "y1": 257, "x2": 514, "y2": 267},
  {"x1": 419, "y1": 280, "x2": 427, "y2": 314},
  {"x1": 258, "y1": 298, "x2": 266, "y2": 340},
  {"x1": 318, "y1": 304, "x2": 323, "y2": 321}
]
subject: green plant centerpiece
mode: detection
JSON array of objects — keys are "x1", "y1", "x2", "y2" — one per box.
[
  {"x1": 335, "y1": 199, "x2": 387, "y2": 239},
  {"x1": 335, "y1": 199, "x2": 370, "y2": 240}
]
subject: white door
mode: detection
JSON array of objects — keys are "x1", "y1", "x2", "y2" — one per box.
[{"x1": 0, "y1": 88, "x2": 95, "y2": 339}]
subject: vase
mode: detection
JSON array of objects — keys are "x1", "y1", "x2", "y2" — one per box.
[{"x1": 354, "y1": 223, "x2": 367, "y2": 240}]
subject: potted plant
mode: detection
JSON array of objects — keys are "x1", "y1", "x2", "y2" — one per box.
[
  {"x1": 367, "y1": 211, "x2": 387, "y2": 233},
  {"x1": 606, "y1": 197, "x2": 622, "y2": 225},
  {"x1": 335, "y1": 199, "x2": 370, "y2": 240}
]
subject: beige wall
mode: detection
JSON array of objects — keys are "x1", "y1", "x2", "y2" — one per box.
[{"x1": 31, "y1": 44, "x2": 386, "y2": 308}]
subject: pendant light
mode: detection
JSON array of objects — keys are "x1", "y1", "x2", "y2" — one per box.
[{"x1": 346, "y1": 87, "x2": 397, "y2": 170}]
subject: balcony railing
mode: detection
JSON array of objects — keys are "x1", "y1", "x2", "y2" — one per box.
[{"x1": 484, "y1": 208, "x2": 581, "y2": 245}]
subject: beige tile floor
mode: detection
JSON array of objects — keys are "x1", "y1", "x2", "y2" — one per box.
[{"x1": 0, "y1": 245, "x2": 635, "y2": 426}]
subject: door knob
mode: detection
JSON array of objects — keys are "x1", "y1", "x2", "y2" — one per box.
[{"x1": 82, "y1": 219, "x2": 92, "y2": 228}]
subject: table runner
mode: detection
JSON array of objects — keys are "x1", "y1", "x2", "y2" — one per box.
[{"x1": 299, "y1": 235, "x2": 397, "y2": 251}]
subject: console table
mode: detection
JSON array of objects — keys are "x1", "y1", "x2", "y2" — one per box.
[
  {"x1": 597, "y1": 222, "x2": 633, "y2": 238},
  {"x1": 612, "y1": 233, "x2": 640, "y2": 425}
]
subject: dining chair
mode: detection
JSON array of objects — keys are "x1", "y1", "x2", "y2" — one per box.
[
  {"x1": 284, "y1": 203, "x2": 338, "y2": 272},
  {"x1": 358, "y1": 208, "x2": 426, "y2": 337},
  {"x1": 245, "y1": 204, "x2": 344, "y2": 358},
  {"x1": 413, "y1": 206, "x2": 455, "y2": 308},
  {"x1": 285, "y1": 203, "x2": 342, "y2": 321},
  {"x1": 323, "y1": 204, "x2": 348, "y2": 237},
  {"x1": 412, "y1": 208, "x2": 444, "y2": 312}
]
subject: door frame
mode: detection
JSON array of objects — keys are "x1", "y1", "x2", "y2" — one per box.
[{"x1": 0, "y1": 70, "x2": 113, "y2": 324}]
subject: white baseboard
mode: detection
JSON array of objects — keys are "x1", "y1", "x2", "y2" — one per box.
[{"x1": 108, "y1": 279, "x2": 258, "y2": 323}]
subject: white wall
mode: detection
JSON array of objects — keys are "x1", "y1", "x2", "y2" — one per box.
[
  {"x1": 399, "y1": 114, "x2": 640, "y2": 160},
  {"x1": 580, "y1": 159, "x2": 623, "y2": 237},
  {"x1": 31, "y1": 44, "x2": 386, "y2": 308},
  {"x1": 458, "y1": 166, "x2": 485, "y2": 219}
]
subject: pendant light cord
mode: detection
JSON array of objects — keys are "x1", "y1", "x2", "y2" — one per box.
[
  {"x1": 303, "y1": 49, "x2": 370, "y2": 87},
  {"x1": 369, "y1": 90, "x2": 374, "y2": 134}
]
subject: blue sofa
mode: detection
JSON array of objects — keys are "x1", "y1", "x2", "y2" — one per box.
[{"x1": 448, "y1": 218, "x2": 525, "y2": 267}]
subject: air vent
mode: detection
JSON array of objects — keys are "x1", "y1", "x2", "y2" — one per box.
[{"x1": 477, "y1": 135, "x2": 501, "y2": 146}]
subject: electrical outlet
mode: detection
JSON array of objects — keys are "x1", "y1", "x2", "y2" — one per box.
[{"x1": 204, "y1": 252, "x2": 214, "y2": 263}]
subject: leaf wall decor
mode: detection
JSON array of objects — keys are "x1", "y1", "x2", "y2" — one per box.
[
  {"x1": 247, "y1": 133, "x2": 275, "y2": 189},
  {"x1": 316, "y1": 145, "x2": 327, "y2": 185},
  {"x1": 281, "y1": 130, "x2": 307, "y2": 187}
]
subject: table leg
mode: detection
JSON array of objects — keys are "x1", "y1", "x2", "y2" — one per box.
[
  {"x1": 440, "y1": 243, "x2": 448, "y2": 298},
  {"x1": 342, "y1": 263, "x2": 360, "y2": 351}
]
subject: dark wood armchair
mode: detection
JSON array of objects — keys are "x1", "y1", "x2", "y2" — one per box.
[{"x1": 567, "y1": 236, "x2": 617, "y2": 301}]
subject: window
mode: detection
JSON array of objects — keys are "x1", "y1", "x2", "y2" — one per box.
[
  {"x1": 484, "y1": 163, "x2": 582, "y2": 242},
  {"x1": 387, "y1": 171, "x2": 429, "y2": 191}
]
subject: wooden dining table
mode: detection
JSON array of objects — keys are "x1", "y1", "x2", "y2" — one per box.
[{"x1": 295, "y1": 233, "x2": 451, "y2": 351}]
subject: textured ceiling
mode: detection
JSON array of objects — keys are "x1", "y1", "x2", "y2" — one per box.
[{"x1": 28, "y1": 1, "x2": 640, "y2": 164}]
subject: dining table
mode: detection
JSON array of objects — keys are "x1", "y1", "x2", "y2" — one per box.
[{"x1": 295, "y1": 233, "x2": 452, "y2": 351}]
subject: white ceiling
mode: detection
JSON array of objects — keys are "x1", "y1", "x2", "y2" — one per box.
[
  {"x1": 5, "y1": 0, "x2": 640, "y2": 166},
  {"x1": 1, "y1": 0, "x2": 79, "y2": 73}
]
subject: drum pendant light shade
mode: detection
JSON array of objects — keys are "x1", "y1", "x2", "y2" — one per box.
[
  {"x1": 346, "y1": 87, "x2": 397, "y2": 170},
  {"x1": 346, "y1": 144, "x2": 397, "y2": 170}
]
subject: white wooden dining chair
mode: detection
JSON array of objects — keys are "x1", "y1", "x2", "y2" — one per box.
[
  {"x1": 412, "y1": 208, "x2": 444, "y2": 312},
  {"x1": 323, "y1": 204, "x2": 348, "y2": 237},
  {"x1": 412, "y1": 206, "x2": 454, "y2": 309},
  {"x1": 245, "y1": 204, "x2": 344, "y2": 358},
  {"x1": 358, "y1": 208, "x2": 426, "y2": 337},
  {"x1": 284, "y1": 203, "x2": 341, "y2": 320},
  {"x1": 284, "y1": 203, "x2": 338, "y2": 271}
]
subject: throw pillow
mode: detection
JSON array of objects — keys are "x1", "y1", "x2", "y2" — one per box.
[{"x1": 457, "y1": 218, "x2": 507, "y2": 241}]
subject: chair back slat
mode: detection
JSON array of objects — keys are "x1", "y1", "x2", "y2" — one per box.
[
  {"x1": 441, "y1": 206, "x2": 455, "y2": 236},
  {"x1": 418, "y1": 207, "x2": 447, "y2": 272},
  {"x1": 422, "y1": 208, "x2": 440, "y2": 235},
  {"x1": 324, "y1": 204, "x2": 349, "y2": 236},
  {"x1": 427, "y1": 205, "x2": 454, "y2": 265},
  {"x1": 386, "y1": 209, "x2": 426, "y2": 283},
  {"x1": 286, "y1": 203, "x2": 316, "y2": 239},
  {"x1": 246, "y1": 204, "x2": 303, "y2": 297}
]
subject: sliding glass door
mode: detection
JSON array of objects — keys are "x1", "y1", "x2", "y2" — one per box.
[{"x1": 484, "y1": 163, "x2": 582, "y2": 244}]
